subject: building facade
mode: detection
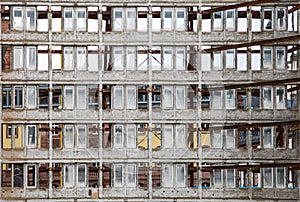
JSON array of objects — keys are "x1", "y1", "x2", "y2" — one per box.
[{"x1": 0, "y1": 0, "x2": 300, "y2": 201}]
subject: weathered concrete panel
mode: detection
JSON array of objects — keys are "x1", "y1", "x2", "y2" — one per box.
[
  {"x1": 152, "y1": 71, "x2": 198, "y2": 82},
  {"x1": 152, "y1": 188, "x2": 199, "y2": 198},
  {"x1": 102, "y1": 71, "x2": 148, "y2": 81},
  {"x1": 153, "y1": 149, "x2": 198, "y2": 159}
]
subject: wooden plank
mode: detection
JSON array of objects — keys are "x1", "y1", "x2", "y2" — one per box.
[{"x1": 288, "y1": 5, "x2": 300, "y2": 14}]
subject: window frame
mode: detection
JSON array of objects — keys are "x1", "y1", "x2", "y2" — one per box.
[
  {"x1": 114, "y1": 124, "x2": 124, "y2": 148},
  {"x1": 13, "y1": 7, "x2": 24, "y2": 30},
  {"x1": 26, "y1": 164, "x2": 37, "y2": 188},
  {"x1": 77, "y1": 125, "x2": 87, "y2": 149},
  {"x1": 27, "y1": 125, "x2": 37, "y2": 148},
  {"x1": 26, "y1": 7, "x2": 36, "y2": 31},
  {"x1": 13, "y1": 46, "x2": 24, "y2": 70},
  {"x1": 14, "y1": 86, "x2": 24, "y2": 109},
  {"x1": 26, "y1": 46, "x2": 37, "y2": 70},
  {"x1": 64, "y1": 8, "x2": 74, "y2": 31},
  {"x1": 64, "y1": 86, "x2": 74, "y2": 109},
  {"x1": 76, "y1": 8, "x2": 87, "y2": 31}
]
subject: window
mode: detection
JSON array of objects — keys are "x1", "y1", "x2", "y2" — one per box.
[
  {"x1": 126, "y1": 47, "x2": 136, "y2": 70},
  {"x1": 162, "y1": 164, "x2": 173, "y2": 187},
  {"x1": 163, "y1": 9, "x2": 173, "y2": 31},
  {"x1": 237, "y1": 48, "x2": 247, "y2": 71},
  {"x1": 64, "y1": 125, "x2": 74, "y2": 148},
  {"x1": 276, "y1": 47, "x2": 285, "y2": 69},
  {"x1": 226, "y1": 10, "x2": 235, "y2": 30},
  {"x1": 263, "y1": 8, "x2": 273, "y2": 30},
  {"x1": 126, "y1": 86, "x2": 136, "y2": 109},
  {"x1": 277, "y1": 8, "x2": 286, "y2": 30},
  {"x1": 251, "y1": 46, "x2": 261, "y2": 71},
  {"x1": 263, "y1": 127, "x2": 273, "y2": 148},
  {"x1": 127, "y1": 164, "x2": 136, "y2": 187},
  {"x1": 212, "y1": 91, "x2": 222, "y2": 109},
  {"x1": 225, "y1": 49, "x2": 235, "y2": 69},
  {"x1": 77, "y1": 125, "x2": 86, "y2": 148},
  {"x1": 276, "y1": 168, "x2": 286, "y2": 188},
  {"x1": 176, "y1": 47, "x2": 185, "y2": 70},
  {"x1": 263, "y1": 47, "x2": 272, "y2": 68},
  {"x1": 264, "y1": 168, "x2": 273, "y2": 188},
  {"x1": 77, "y1": 8, "x2": 86, "y2": 31},
  {"x1": 127, "y1": 124, "x2": 136, "y2": 148},
  {"x1": 52, "y1": 85, "x2": 62, "y2": 109},
  {"x1": 114, "y1": 164, "x2": 124, "y2": 187},
  {"x1": 14, "y1": 46, "x2": 23, "y2": 69},
  {"x1": 252, "y1": 7, "x2": 261, "y2": 32},
  {"x1": 26, "y1": 165, "x2": 36, "y2": 188},
  {"x1": 113, "y1": 86, "x2": 124, "y2": 109},
  {"x1": 175, "y1": 86, "x2": 185, "y2": 109},
  {"x1": 26, "y1": 8, "x2": 36, "y2": 30},
  {"x1": 113, "y1": 47, "x2": 124, "y2": 70},
  {"x1": 38, "y1": 85, "x2": 49, "y2": 109},
  {"x1": 151, "y1": 46, "x2": 161, "y2": 71},
  {"x1": 77, "y1": 47, "x2": 86, "y2": 70},
  {"x1": 113, "y1": 9, "x2": 123, "y2": 31},
  {"x1": 226, "y1": 169, "x2": 235, "y2": 188},
  {"x1": 175, "y1": 125, "x2": 186, "y2": 148},
  {"x1": 152, "y1": 85, "x2": 161, "y2": 108},
  {"x1": 162, "y1": 86, "x2": 173, "y2": 109},
  {"x1": 276, "y1": 86, "x2": 286, "y2": 110},
  {"x1": 262, "y1": 87, "x2": 273, "y2": 109},
  {"x1": 176, "y1": 8, "x2": 185, "y2": 31},
  {"x1": 251, "y1": 88, "x2": 260, "y2": 110},
  {"x1": 225, "y1": 89, "x2": 235, "y2": 109},
  {"x1": 127, "y1": 8, "x2": 136, "y2": 30},
  {"x1": 212, "y1": 130, "x2": 222, "y2": 148},
  {"x1": 237, "y1": 7, "x2": 247, "y2": 32},
  {"x1": 213, "y1": 170, "x2": 222, "y2": 187},
  {"x1": 88, "y1": 46, "x2": 98, "y2": 71},
  {"x1": 27, "y1": 125, "x2": 37, "y2": 148},
  {"x1": 2, "y1": 86, "x2": 12, "y2": 109},
  {"x1": 64, "y1": 165, "x2": 74, "y2": 187},
  {"x1": 213, "y1": 11, "x2": 223, "y2": 30},
  {"x1": 38, "y1": 45, "x2": 49, "y2": 71},
  {"x1": 163, "y1": 125, "x2": 173, "y2": 149},
  {"x1": 213, "y1": 51, "x2": 222, "y2": 70},
  {"x1": 13, "y1": 7, "x2": 23, "y2": 30},
  {"x1": 26, "y1": 47, "x2": 36, "y2": 70},
  {"x1": 64, "y1": 86, "x2": 74, "y2": 109},
  {"x1": 88, "y1": 85, "x2": 99, "y2": 109},
  {"x1": 163, "y1": 48, "x2": 173, "y2": 70},
  {"x1": 77, "y1": 164, "x2": 86, "y2": 187},
  {"x1": 114, "y1": 125, "x2": 123, "y2": 148},
  {"x1": 138, "y1": 85, "x2": 148, "y2": 109},
  {"x1": 225, "y1": 129, "x2": 235, "y2": 149},
  {"x1": 137, "y1": 46, "x2": 148, "y2": 70},
  {"x1": 64, "y1": 8, "x2": 74, "y2": 31},
  {"x1": 77, "y1": 86, "x2": 86, "y2": 109},
  {"x1": 175, "y1": 164, "x2": 186, "y2": 187},
  {"x1": 64, "y1": 47, "x2": 74, "y2": 70}
]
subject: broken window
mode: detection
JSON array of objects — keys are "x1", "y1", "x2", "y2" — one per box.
[
  {"x1": 126, "y1": 86, "x2": 137, "y2": 109},
  {"x1": 201, "y1": 85, "x2": 210, "y2": 109},
  {"x1": 53, "y1": 163, "x2": 62, "y2": 188},
  {"x1": 1, "y1": 163, "x2": 12, "y2": 187},
  {"x1": 113, "y1": 86, "x2": 124, "y2": 109},
  {"x1": 113, "y1": 8, "x2": 123, "y2": 31},
  {"x1": 137, "y1": 124, "x2": 148, "y2": 150},
  {"x1": 162, "y1": 164, "x2": 173, "y2": 187},
  {"x1": 238, "y1": 130, "x2": 247, "y2": 148},
  {"x1": 152, "y1": 85, "x2": 161, "y2": 108},
  {"x1": 88, "y1": 163, "x2": 99, "y2": 187},
  {"x1": 127, "y1": 124, "x2": 137, "y2": 148},
  {"x1": 137, "y1": 46, "x2": 148, "y2": 70},
  {"x1": 52, "y1": 124, "x2": 62, "y2": 149},
  {"x1": 226, "y1": 10, "x2": 235, "y2": 31},
  {"x1": 188, "y1": 124, "x2": 199, "y2": 149},
  {"x1": 162, "y1": 86, "x2": 174, "y2": 109},
  {"x1": 263, "y1": 127, "x2": 273, "y2": 148},
  {"x1": 52, "y1": 85, "x2": 62, "y2": 109},
  {"x1": 187, "y1": 163, "x2": 198, "y2": 188},
  {"x1": 88, "y1": 7, "x2": 98, "y2": 32},
  {"x1": 276, "y1": 8, "x2": 286, "y2": 30},
  {"x1": 77, "y1": 47, "x2": 87, "y2": 70},
  {"x1": 38, "y1": 85, "x2": 49, "y2": 109},
  {"x1": 103, "y1": 123, "x2": 112, "y2": 148},
  {"x1": 225, "y1": 129, "x2": 235, "y2": 149},
  {"x1": 237, "y1": 48, "x2": 247, "y2": 71},
  {"x1": 77, "y1": 125, "x2": 87, "y2": 148},
  {"x1": 263, "y1": 168, "x2": 273, "y2": 188},
  {"x1": 251, "y1": 88, "x2": 260, "y2": 110},
  {"x1": 27, "y1": 125, "x2": 37, "y2": 148},
  {"x1": 263, "y1": 47, "x2": 273, "y2": 69},
  {"x1": 2, "y1": 45, "x2": 12, "y2": 71},
  {"x1": 64, "y1": 8, "x2": 74, "y2": 31},
  {"x1": 39, "y1": 124, "x2": 49, "y2": 149},
  {"x1": 276, "y1": 86, "x2": 286, "y2": 110},
  {"x1": 114, "y1": 164, "x2": 124, "y2": 187},
  {"x1": 77, "y1": 86, "x2": 86, "y2": 109},
  {"x1": 213, "y1": 169, "x2": 222, "y2": 188},
  {"x1": 251, "y1": 46, "x2": 261, "y2": 71},
  {"x1": 225, "y1": 89, "x2": 235, "y2": 109},
  {"x1": 226, "y1": 169, "x2": 235, "y2": 188},
  {"x1": 262, "y1": 86, "x2": 273, "y2": 109},
  {"x1": 252, "y1": 128, "x2": 261, "y2": 148},
  {"x1": 252, "y1": 169, "x2": 261, "y2": 188},
  {"x1": 212, "y1": 90, "x2": 222, "y2": 109},
  {"x1": 26, "y1": 164, "x2": 37, "y2": 188},
  {"x1": 225, "y1": 49, "x2": 235, "y2": 69},
  {"x1": 64, "y1": 125, "x2": 74, "y2": 148},
  {"x1": 38, "y1": 45, "x2": 48, "y2": 71},
  {"x1": 2, "y1": 86, "x2": 12, "y2": 109},
  {"x1": 175, "y1": 86, "x2": 185, "y2": 109},
  {"x1": 138, "y1": 85, "x2": 148, "y2": 109},
  {"x1": 25, "y1": 46, "x2": 36, "y2": 70},
  {"x1": 288, "y1": 6, "x2": 298, "y2": 31},
  {"x1": 114, "y1": 125, "x2": 124, "y2": 148},
  {"x1": 102, "y1": 163, "x2": 111, "y2": 188},
  {"x1": 175, "y1": 125, "x2": 186, "y2": 148},
  {"x1": 175, "y1": 164, "x2": 186, "y2": 187},
  {"x1": 201, "y1": 7, "x2": 211, "y2": 32},
  {"x1": 263, "y1": 8, "x2": 273, "y2": 30},
  {"x1": 213, "y1": 11, "x2": 223, "y2": 31},
  {"x1": 77, "y1": 8, "x2": 86, "y2": 31},
  {"x1": 64, "y1": 164, "x2": 75, "y2": 187},
  {"x1": 212, "y1": 129, "x2": 222, "y2": 148},
  {"x1": 163, "y1": 125, "x2": 173, "y2": 149},
  {"x1": 88, "y1": 124, "x2": 99, "y2": 148},
  {"x1": 88, "y1": 85, "x2": 99, "y2": 109},
  {"x1": 276, "y1": 168, "x2": 286, "y2": 188},
  {"x1": 64, "y1": 86, "x2": 74, "y2": 109},
  {"x1": 88, "y1": 46, "x2": 98, "y2": 71},
  {"x1": 63, "y1": 47, "x2": 74, "y2": 70},
  {"x1": 213, "y1": 51, "x2": 222, "y2": 70},
  {"x1": 276, "y1": 46, "x2": 285, "y2": 69},
  {"x1": 113, "y1": 47, "x2": 124, "y2": 70},
  {"x1": 13, "y1": 46, "x2": 23, "y2": 70},
  {"x1": 237, "y1": 88, "x2": 247, "y2": 110},
  {"x1": 13, "y1": 7, "x2": 23, "y2": 30},
  {"x1": 77, "y1": 164, "x2": 87, "y2": 187},
  {"x1": 151, "y1": 124, "x2": 161, "y2": 151},
  {"x1": 287, "y1": 85, "x2": 298, "y2": 110},
  {"x1": 38, "y1": 163, "x2": 49, "y2": 189},
  {"x1": 187, "y1": 85, "x2": 197, "y2": 109},
  {"x1": 288, "y1": 168, "x2": 297, "y2": 189}
]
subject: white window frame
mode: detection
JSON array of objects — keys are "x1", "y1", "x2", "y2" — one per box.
[
  {"x1": 176, "y1": 47, "x2": 186, "y2": 70},
  {"x1": 114, "y1": 164, "x2": 124, "y2": 187},
  {"x1": 26, "y1": 164, "x2": 37, "y2": 188},
  {"x1": 263, "y1": 8, "x2": 273, "y2": 31},
  {"x1": 175, "y1": 86, "x2": 185, "y2": 109},
  {"x1": 126, "y1": 47, "x2": 136, "y2": 70},
  {"x1": 26, "y1": 46, "x2": 36, "y2": 70},
  {"x1": 276, "y1": 86, "x2": 286, "y2": 110},
  {"x1": 113, "y1": 86, "x2": 124, "y2": 109},
  {"x1": 113, "y1": 47, "x2": 124, "y2": 70},
  {"x1": 64, "y1": 8, "x2": 74, "y2": 31},
  {"x1": 175, "y1": 164, "x2": 186, "y2": 187},
  {"x1": 175, "y1": 8, "x2": 186, "y2": 31},
  {"x1": 275, "y1": 46, "x2": 286, "y2": 70},
  {"x1": 213, "y1": 169, "x2": 223, "y2": 188},
  {"x1": 263, "y1": 127, "x2": 273, "y2": 149},
  {"x1": 77, "y1": 47, "x2": 87, "y2": 70},
  {"x1": 63, "y1": 47, "x2": 74, "y2": 70},
  {"x1": 262, "y1": 86, "x2": 273, "y2": 109},
  {"x1": 64, "y1": 86, "x2": 74, "y2": 109},
  {"x1": 213, "y1": 90, "x2": 223, "y2": 109},
  {"x1": 163, "y1": 47, "x2": 173, "y2": 70},
  {"x1": 27, "y1": 125, "x2": 37, "y2": 148},
  {"x1": 175, "y1": 125, "x2": 186, "y2": 149},
  {"x1": 64, "y1": 125, "x2": 74, "y2": 149},
  {"x1": 276, "y1": 167, "x2": 286, "y2": 188},
  {"x1": 126, "y1": 164, "x2": 136, "y2": 187},
  {"x1": 225, "y1": 89, "x2": 236, "y2": 109},
  {"x1": 77, "y1": 164, "x2": 87, "y2": 187},
  {"x1": 14, "y1": 86, "x2": 24, "y2": 109},
  {"x1": 26, "y1": 7, "x2": 36, "y2": 31},
  {"x1": 162, "y1": 164, "x2": 173, "y2": 187},
  {"x1": 225, "y1": 49, "x2": 235, "y2": 69},
  {"x1": 263, "y1": 47, "x2": 273, "y2": 69},
  {"x1": 64, "y1": 164, "x2": 75, "y2": 187},
  {"x1": 113, "y1": 8, "x2": 124, "y2": 31},
  {"x1": 251, "y1": 46, "x2": 261, "y2": 71},
  {"x1": 225, "y1": 9, "x2": 235, "y2": 31},
  {"x1": 126, "y1": 86, "x2": 137, "y2": 110},
  {"x1": 27, "y1": 86, "x2": 37, "y2": 109},
  {"x1": 77, "y1": 86, "x2": 86, "y2": 109},
  {"x1": 276, "y1": 7, "x2": 286, "y2": 30},
  {"x1": 226, "y1": 169, "x2": 236, "y2": 188},
  {"x1": 76, "y1": 8, "x2": 87, "y2": 31},
  {"x1": 126, "y1": 8, "x2": 136, "y2": 31},
  {"x1": 13, "y1": 7, "x2": 23, "y2": 30},
  {"x1": 77, "y1": 125, "x2": 87, "y2": 149},
  {"x1": 212, "y1": 129, "x2": 223, "y2": 148},
  {"x1": 213, "y1": 11, "x2": 223, "y2": 31},
  {"x1": 213, "y1": 51, "x2": 223, "y2": 70},
  {"x1": 114, "y1": 125, "x2": 124, "y2": 148},
  {"x1": 127, "y1": 124, "x2": 136, "y2": 149},
  {"x1": 162, "y1": 86, "x2": 174, "y2": 109},
  {"x1": 264, "y1": 168, "x2": 273, "y2": 188},
  {"x1": 163, "y1": 8, "x2": 173, "y2": 31},
  {"x1": 225, "y1": 129, "x2": 235, "y2": 149},
  {"x1": 163, "y1": 125, "x2": 173, "y2": 149},
  {"x1": 14, "y1": 46, "x2": 24, "y2": 70}
]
